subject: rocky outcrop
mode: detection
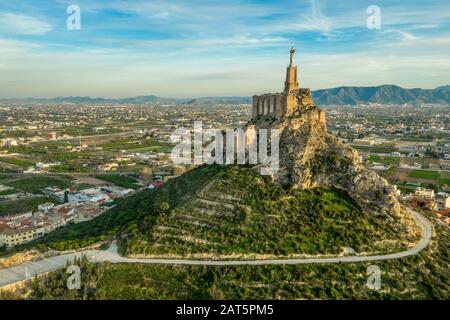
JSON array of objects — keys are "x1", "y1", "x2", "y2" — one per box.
[
  {"x1": 249, "y1": 93, "x2": 408, "y2": 225},
  {"x1": 0, "y1": 250, "x2": 41, "y2": 268}
]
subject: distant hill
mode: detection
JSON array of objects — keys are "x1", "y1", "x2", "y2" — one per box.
[
  {"x1": 184, "y1": 96, "x2": 252, "y2": 105},
  {"x1": 1, "y1": 85, "x2": 449, "y2": 105},
  {"x1": 312, "y1": 85, "x2": 450, "y2": 105},
  {"x1": 0, "y1": 95, "x2": 189, "y2": 105},
  {"x1": 0, "y1": 95, "x2": 251, "y2": 105}
]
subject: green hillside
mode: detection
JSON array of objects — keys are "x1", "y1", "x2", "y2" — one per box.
[
  {"x1": 5, "y1": 214, "x2": 447, "y2": 300},
  {"x1": 2, "y1": 165, "x2": 448, "y2": 300},
  {"x1": 126, "y1": 165, "x2": 417, "y2": 257},
  {"x1": 4, "y1": 164, "x2": 219, "y2": 253},
  {"x1": 8, "y1": 164, "x2": 418, "y2": 258}
]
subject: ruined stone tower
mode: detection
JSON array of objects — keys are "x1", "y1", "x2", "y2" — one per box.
[
  {"x1": 252, "y1": 47, "x2": 325, "y2": 124},
  {"x1": 284, "y1": 47, "x2": 299, "y2": 94}
]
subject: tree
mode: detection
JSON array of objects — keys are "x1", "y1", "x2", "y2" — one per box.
[
  {"x1": 140, "y1": 166, "x2": 153, "y2": 183},
  {"x1": 159, "y1": 202, "x2": 170, "y2": 212},
  {"x1": 172, "y1": 165, "x2": 186, "y2": 176}
]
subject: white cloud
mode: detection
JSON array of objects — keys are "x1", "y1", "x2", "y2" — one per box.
[
  {"x1": 0, "y1": 13, "x2": 52, "y2": 35},
  {"x1": 300, "y1": 37, "x2": 450, "y2": 90},
  {"x1": 406, "y1": 24, "x2": 440, "y2": 30},
  {"x1": 0, "y1": 38, "x2": 41, "y2": 56},
  {"x1": 292, "y1": 0, "x2": 334, "y2": 33},
  {"x1": 2, "y1": 37, "x2": 449, "y2": 98},
  {"x1": 382, "y1": 29, "x2": 418, "y2": 42},
  {"x1": 126, "y1": 35, "x2": 288, "y2": 49}
]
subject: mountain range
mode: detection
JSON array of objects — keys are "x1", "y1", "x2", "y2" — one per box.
[
  {"x1": 312, "y1": 85, "x2": 450, "y2": 105},
  {"x1": 1, "y1": 85, "x2": 449, "y2": 106}
]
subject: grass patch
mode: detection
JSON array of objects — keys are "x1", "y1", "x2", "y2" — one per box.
[
  {"x1": 95, "y1": 174, "x2": 140, "y2": 189},
  {"x1": 352, "y1": 145, "x2": 398, "y2": 153},
  {"x1": 5, "y1": 175, "x2": 73, "y2": 194},
  {"x1": 0, "y1": 157, "x2": 35, "y2": 167},
  {"x1": 0, "y1": 196, "x2": 57, "y2": 216},
  {"x1": 128, "y1": 145, "x2": 173, "y2": 153},
  {"x1": 0, "y1": 188, "x2": 19, "y2": 196},
  {"x1": 409, "y1": 170, "x2": 439, "y2": 180},
  {"x1": 399, "y1": 137, "x2": 433, "y2": 142},
  {"x1": 368, "y1": 155, "x2": 400, "y2": 165}
]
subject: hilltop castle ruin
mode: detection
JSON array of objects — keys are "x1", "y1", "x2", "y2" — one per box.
[{"x1": 252, "y1": 47, "x2": 325, "y2": 124}]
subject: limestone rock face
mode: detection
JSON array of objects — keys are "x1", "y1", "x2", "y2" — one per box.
[
  {"x1": 251, "y1": 101, "x2": 401, "y2": 219},
  {"x1": 0, "y1": 250, "x2": 41, "y2": 268}
]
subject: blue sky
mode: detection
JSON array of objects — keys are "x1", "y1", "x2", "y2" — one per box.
[{"x1": 0, "y1": 0, "x2": 449, "y2": 98}]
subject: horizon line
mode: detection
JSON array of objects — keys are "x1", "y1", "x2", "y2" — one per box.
[{"x1": 1, "y1": 83, "x2": 449, "y2": 101}]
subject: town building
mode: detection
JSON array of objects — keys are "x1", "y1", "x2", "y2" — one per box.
[
  {"x1": 0, "y1": 225, "x2": 46, "y2": 247},
  {"x1": 435, "y1": 192, "x2": 450, "y2": 210},
  {"x1": 38, "y1": 202, "x2": 54, "y2": 212},
  {"x1": 414, "y1": 187, "x2": 435, "y2": 199},
  {"x1": 0, "y1": 202, "x2": 105, "y2": 247}
]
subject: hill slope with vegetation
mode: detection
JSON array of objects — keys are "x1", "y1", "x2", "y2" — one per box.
[
  {"x1": 5, "y1": 165, "x2": 419, "y2": 259},
  {"x1": 2, "y1": 165, "x2": 448, "y2": 300},
  {"x1": 2, "y1": 212, "x2": 447, "y2": 300}
]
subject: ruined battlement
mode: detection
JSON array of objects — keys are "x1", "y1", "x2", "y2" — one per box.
[{"x1": 252, "y1": 47, "x2": 325, "y2": 125}]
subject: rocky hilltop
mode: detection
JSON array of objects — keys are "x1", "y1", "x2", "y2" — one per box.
[{"x1": 249, "y1": 90, "x2": 417, "y2": 235}]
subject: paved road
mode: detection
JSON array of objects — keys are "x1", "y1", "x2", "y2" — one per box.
[{"x1": 0, "y1": 208, "x2": 433, "y2": 288}]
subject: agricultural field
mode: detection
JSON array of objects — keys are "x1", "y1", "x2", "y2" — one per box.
[
  {"x1": 0, "y1": 156, "x2": 35, "y2": 168},
  {"x1": 0, "y1": 188, "x2": 19, "y2": 197},
  {"x1": 409, "y1": 170, "x2": 440, "y2": 180},
  {"x1": 439, "y1": 171, "x2": 450, "y2": 186},
  {"x1": 3, "y1": 175, "x2": 74, "y2": 194},
  {"x1": 128, "y1": 144, "x2": 173, "y2": 153},
  {"x1": 102, "y1": 138, "x2": 172, "y2": 152},
  {"x1": 0, "y1": 196, "x2": 58, "y2": 216},
  {"x1": 95, "y1": 174, "x2": 141, "y2": 189},
  {"x1": 352, "y1": 145, "x2": 398, "y2": 154},
  {"x1": 367, "y1": 155, "x2": 400, "y2": 165},
  {"x1": 398, "y1": 137, "x2": 433, "y2": 142}
]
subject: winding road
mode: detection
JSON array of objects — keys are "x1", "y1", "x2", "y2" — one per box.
[{"x1": 0, "y1": 208, "x2": 433, "y2": 289}]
